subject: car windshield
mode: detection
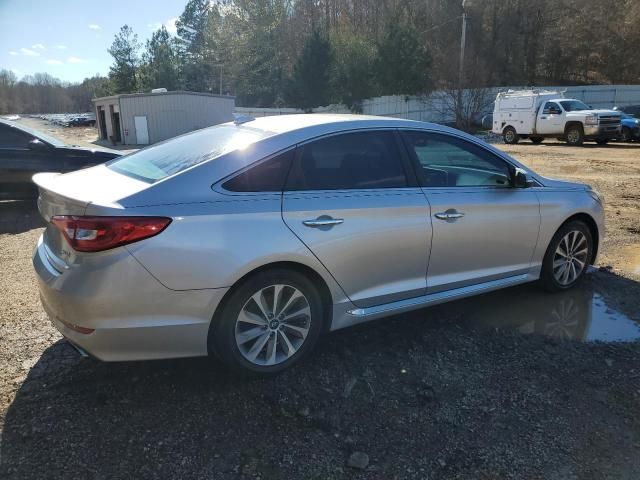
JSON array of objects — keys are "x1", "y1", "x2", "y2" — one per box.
[
  {"x1": 559, "y1": 100, "x2": 590, "y2": 112},
  {"x1": 2, "y1": 121, "x2": 65, "y2": 147},
  {"x1": 106, "y1": 124, "x2": 273, "y2": 183}
]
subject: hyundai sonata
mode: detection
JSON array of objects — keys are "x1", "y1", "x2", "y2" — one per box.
[{"x1": 33, "y1": 115, "x2": 604, "y2": 374}]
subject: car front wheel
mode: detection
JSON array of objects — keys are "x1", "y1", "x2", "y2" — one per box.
[
  {"x1": 210, "y1": 269, "x2": 325, "y2": 374},
  {"x1": 540, "y1": 221, "x2": 593, "y2": 292}
]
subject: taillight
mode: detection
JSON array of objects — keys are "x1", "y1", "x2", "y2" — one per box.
[{"x1": 51, "y1": 216, "x2": 171, "y2": 252}]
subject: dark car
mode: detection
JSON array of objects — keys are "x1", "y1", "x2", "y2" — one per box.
[{"x1": 0, "y1": 120, "x2": 120, "y2": 199}]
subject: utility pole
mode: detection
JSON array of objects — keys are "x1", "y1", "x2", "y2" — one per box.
[
  {"x1": 457, "y1": 0, "x2": 468, "y2": 128},
  {"x1": 459, "y1": 0, "x2": 467, "y2": 90}
]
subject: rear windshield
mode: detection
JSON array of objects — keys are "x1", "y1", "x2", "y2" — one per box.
[{"x1": 106, "y1": 125, "x2": 272, "y2": 183}]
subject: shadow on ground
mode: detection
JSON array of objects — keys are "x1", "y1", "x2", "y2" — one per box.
[
  {"x1": 2, "y1": 273, "x2": 639, "y2": 479},
  {"x1": 0, "y1": 200, "x2": 43, "y2": 235}
]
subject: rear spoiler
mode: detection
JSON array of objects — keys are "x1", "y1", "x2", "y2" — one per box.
[{"x1": 33, "y1": 172, "x2": 89, "y2": 221}]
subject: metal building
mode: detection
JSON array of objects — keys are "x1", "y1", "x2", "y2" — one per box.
[{"x1": 93, "y1": 90, "x2": 235, "y2": 146}]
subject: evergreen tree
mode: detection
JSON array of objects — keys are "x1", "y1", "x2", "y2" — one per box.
[
  {"x1": 329, "y1": 30, "x2": 378, "y2": 112},
  {"x1": 107, "y1": 25, "x2": 141, "y2": 93},
  {"x1": 141, "y1": 26, "x2": 182, "y2": 91},
  {"x1": 376, "y1": 15, "x2": 432, "y2": 96},
  {"x1": 288, "y1": 30, "x2": 332, "y2": 110}
]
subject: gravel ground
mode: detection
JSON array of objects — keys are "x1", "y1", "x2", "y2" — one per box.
[{"x1": 1, "y1": 129, "x2": 639, "y2": 479}]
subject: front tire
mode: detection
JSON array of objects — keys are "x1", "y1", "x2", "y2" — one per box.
[
  {"x1": 503, "y1": 126, "x2": 519, "y2": 144},
  {"x1": 565, "y1": 124, "x2": 584, "y2": 146},
  {"x1": 620, "y1": 127, "x2": 631, "y2": 142},
  {"x1": 540, "y1": 221, "x2": 593, "y2": 292},
  {"x1": 209, "y1": 269, "x2": 325, "y2": 375}
]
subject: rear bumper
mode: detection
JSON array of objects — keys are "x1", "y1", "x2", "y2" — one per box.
[{"x1": 33, "y1": 234, "x2": 228, "y2": 361}]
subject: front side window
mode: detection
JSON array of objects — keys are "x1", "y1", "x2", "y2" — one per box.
[
  {"x1": 107, "y1": 125, "x2": 273, "y2": 183},
  {"x1": 543, "y1": 102, "x2": 561, "y2": 115},
  {"x1": 402, "y1": 131, "x2": 512, "y2": 188},
  {"x1": 285, "y1": 131, "x2": 407, "y2": 191},
  {"x1": 222, "y1": 149, "x2": 293, "y2": 192}
]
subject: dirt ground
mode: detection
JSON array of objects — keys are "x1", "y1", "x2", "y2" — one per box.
[{"x1": 0, "y1": 122, "x2": 639, "y2": 479}]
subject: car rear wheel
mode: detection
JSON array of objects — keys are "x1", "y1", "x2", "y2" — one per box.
[
  {"x1": 565, "y1": 125, "x2": 584, "y2": 146},
  {"x1": 209, "y1": 269, "x2": 325, "y2": 375},
  {"x1": 503, "y1": 127, "x2": 519, "y2": 144},
  {"x1": 540, "y1": 221, "x2": 593, "y2": 292}
]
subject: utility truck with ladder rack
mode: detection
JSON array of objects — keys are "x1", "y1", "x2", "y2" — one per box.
[{"x1": 492, "y1": 90, "x2": 621, "y2": 146}]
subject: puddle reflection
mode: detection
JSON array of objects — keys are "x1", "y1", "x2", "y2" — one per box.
[{"x1": 434, "y1": 284, "x2": 640, "y2": 343}]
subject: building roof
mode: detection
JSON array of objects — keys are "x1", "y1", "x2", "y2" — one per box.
[{"x1": 93, "y1": 90, "x2": 235, "y2": 102}]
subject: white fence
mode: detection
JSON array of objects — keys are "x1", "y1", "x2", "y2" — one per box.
[{"x1": 235, "y1": 84, "x2": 640, "y2": 124}]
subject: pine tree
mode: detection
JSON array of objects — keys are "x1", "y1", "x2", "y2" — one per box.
[{"x1": 107, "y1": 25, "x2": 141, "y2": 93}]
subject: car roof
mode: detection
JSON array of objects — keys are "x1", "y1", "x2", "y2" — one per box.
[{"x1": 236, "y1": 113, "x2": 449, "y2": 136}]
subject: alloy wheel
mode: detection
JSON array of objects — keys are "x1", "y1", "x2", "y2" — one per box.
[
  {"x1": 553, "y1": 231, "x2": 589, "y2": 286},
  {"x1": 234, "y1": 284, "x2": 311, "y2": 366}
]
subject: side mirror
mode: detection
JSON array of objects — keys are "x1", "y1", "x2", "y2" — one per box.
[
  {"x1": 513, "y1": 168, "x2": 533, "y2": 188},
  {"x1": 28, "y1": 139, "x2": 49, "y2": 151}
]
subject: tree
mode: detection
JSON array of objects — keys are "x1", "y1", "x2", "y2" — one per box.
[
  {"x1": 329, "y1": 30, "x2": 378, "y2": 111},
  {"x1": 288, "y1": 30, "x2": 332, "y2": 110},
  {"x1": 376, "y1": 14, "x2": 432, "y2": 96},
  {"x1": 108, "y1": 25, "x2": 141, "y2": 93},
  {"x1": 141, "y1": 26, "x2": 182, "y2": 91},
  {"x1": 176, "y1": 0, "x2": 219, "y2": 92}
]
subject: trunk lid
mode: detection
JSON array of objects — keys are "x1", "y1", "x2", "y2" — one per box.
[{"x1": 33, "y1": 165, "x2": 151, "y2": 264}]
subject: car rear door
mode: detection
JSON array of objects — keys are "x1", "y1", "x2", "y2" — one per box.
[
  {"x1": 0, "y1": 123, "x2": 54, "y2": 198},
  {"x1": 401, "y1": 130, "x2": 540, "y2": 293},
  {"x1": 282, "y1": 130, "x2": 432, "y2": 308}
]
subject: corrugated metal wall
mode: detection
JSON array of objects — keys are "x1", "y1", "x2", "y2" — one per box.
[
  {"x1": 235, "y1": 84, "x2": 640, "y2": 124},
  {"x1": 120, "y1": 93, "x2": 234, "y2": 145}
]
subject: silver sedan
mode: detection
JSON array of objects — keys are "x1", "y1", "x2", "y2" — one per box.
[{"x1": 33, "y1": 115, "x2": 604, "y2": 374}]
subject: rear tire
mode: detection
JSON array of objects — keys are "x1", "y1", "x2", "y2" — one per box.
[
  {"x1": 565, "y1": 124, "x2": 584, "y2": 146},
  {"x1": 209, "y1": 269, "x2": 325, "y2": 375},
  {"x1": 540, "y1": 221, "x2": 593, "y2": 292},
  {"x1": 503, "y1": 126, "x2": 520, "y2": 144},
  {"x1": 530, "y1": 136, "x2": 544, "y2": 144}
]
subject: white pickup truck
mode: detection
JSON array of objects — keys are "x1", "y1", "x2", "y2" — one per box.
[{"x1": 492, "y1": 90, "x2": 622, "y2": 146}]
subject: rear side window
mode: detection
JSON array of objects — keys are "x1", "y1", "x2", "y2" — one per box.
[
  {"x1": 0, "y1": 124, "x2": 32, "y2": 148},
  {"x1": 107, "y1": 125, "x2": 272, "y2": 183},
  {"x1": 286, "y1": 131, "x2": 407, "y2": 191},
  {"x1": 222, "y1": 149, "x2": 293, "y2": 192}
]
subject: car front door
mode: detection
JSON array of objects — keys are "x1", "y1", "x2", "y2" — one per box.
[
  {"x1": 282, "y1": 130, "x2": 432, "y2": 308},
  {"x1": 401, "y1": 130, "x2": 540, "y2": 293},
  {"x1": 536, "y1": 101, "x2": 564, "y2": 135}
]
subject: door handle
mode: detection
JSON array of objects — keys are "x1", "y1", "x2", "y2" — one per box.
[
  {"x1": 435, "y1": 211, "x2": 465, "y2": 220},
  {"x1": 303, "y1": 216, "x2": 344, "y2": 227}
]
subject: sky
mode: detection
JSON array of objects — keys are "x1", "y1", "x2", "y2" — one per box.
[{"x1": 0, "y1": 0, "x2": 186, "y2": 83}]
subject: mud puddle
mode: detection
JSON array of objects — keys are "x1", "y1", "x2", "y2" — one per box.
[{"x1": 429, "y1": 283, "x2": 640, "y2": 343}]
